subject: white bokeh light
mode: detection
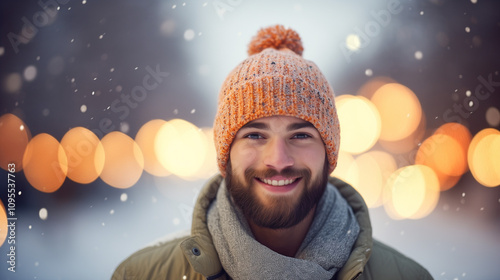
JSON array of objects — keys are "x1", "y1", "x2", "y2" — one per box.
[{"x1": 184, "y1": 29, "x2": 195, "y2": 41}]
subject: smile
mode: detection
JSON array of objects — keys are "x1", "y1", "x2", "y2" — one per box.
[
  {"x1": 260, "y1": 178, "x2": 298, "y2": 186},
  {"x1": 255, "y1": 177, "x2": 301, "y2": 194}
]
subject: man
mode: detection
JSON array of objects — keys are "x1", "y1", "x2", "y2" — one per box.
[{"x1": 112, "y1": 25, "x2": 433, "y2": 279}]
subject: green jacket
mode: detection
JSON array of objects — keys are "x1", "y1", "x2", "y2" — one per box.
[{"x1": 112, "y1": 175, "x2": 433, "y2": 280}]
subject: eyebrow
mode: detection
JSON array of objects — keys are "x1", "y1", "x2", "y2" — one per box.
[
  {"x1": 240, "y1": 120, "x2": 315, "y2": 131},
  {"x1": 287, "y1": 122, "x2": 315, "y2": 131}
]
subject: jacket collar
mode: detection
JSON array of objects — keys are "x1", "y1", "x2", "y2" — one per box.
[{"x1": 180, "y1": 174, "x2": 372, "y2": 280}]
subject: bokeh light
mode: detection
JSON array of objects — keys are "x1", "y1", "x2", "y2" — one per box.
[
  {"x1": 379, "y1": 113, "x2": 426, "y2": 154},
  {"x1": 433, "y1": 122, "x2": 471, "y2": 175},
  {"x1": 485, "y1": 106, "x2": 500, "y2": 127},
  {"x1": 160, "y1": 19, "x2": 176, "y2": 36},
  {"x1": 23, "y1": 65, "x2": 37, "y2": 82},
  {"x1": 39, "y1": 208, "x2": 48, "y2": 221},
  {"x1": 384, "y1": 165, "x2": 440, "y2": 219},
  {"x1": 61, "y1": 127, "x2": 105, "y2": 184},
  {"x1": 184, "y1": 29, "x2": 195, "y2": 41},
  {"x1": 22, "y1": 133, "x2": 68, "y2": 193},
  {"x1": 3, "y1": 73, "x2": 22, "y2": 93},
  {"x1": 100, "y1": 131, "x2": 144, "y2": 189},
  {"x1": 357, "y1": 76, "x2": 397, "y2": 99},
  {"x1": 135, "y1": 119, "x2": 171, "y2": 177},
  {"x1": 371, "y1": 83, "x2": 422, "y2": 141},
  {"x1": 415, "y1": 122, "x2": 472, "y2": 191},
  {"x1": 331, "y1": 151, "x2": 359, "y2": 187},
  {"x1": 336, "y1": 95, "x2": 381, "y2": 154},
  {"x1": 155, "y1": 119, "x2": 207, "y2": 179},
  {"x1": 468, "y1": 128, "x2": 500, "y2": 187},
  {"x1": 416, "y1": 134, "x2": 463, "y2": 191},
  {"x1": 345, "y1": 34, "x2": 361, "y2": 51},
  {"x1": 422, "y1": 135, "x2": 464, "y2": 176},
  {"x1": 0, "y1": 113, "x2": 31, "y2": 172},
  {"x1": 353, "y1": 150, "x2": 397, "y2": 208},
  {"x1": 197, "y1": 127, "x2": 218, "y2": 178}
]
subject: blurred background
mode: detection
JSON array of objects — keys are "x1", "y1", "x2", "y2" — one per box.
[{"x1": 1, "y1": 0, "x2": 499, "y2": 279}]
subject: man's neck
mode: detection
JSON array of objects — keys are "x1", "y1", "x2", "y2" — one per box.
[{"x1": 247, "y1": 206, "x2": 317, "y2": 257}]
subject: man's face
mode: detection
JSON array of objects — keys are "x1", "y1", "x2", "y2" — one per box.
[{"x1": 226, "y1": 116, "x2": 329, "y2": 229}]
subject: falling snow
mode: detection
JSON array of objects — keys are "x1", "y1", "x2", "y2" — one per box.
[
  {"x1": 23, "y1": 65, "x2": 37, "y2": 81},
  {"x1": 184, "y1": 29, "x2": 195, "y2": 41},
  {"x1": 120, "y1": 122, "x2": 130, "y2": 133},
  {"x1": 39, "y1": 208, "x2": 48, "y2": 220},
  {"x1": 414, "y1": 51, "x2": 423, "y2": 60},
  {"x1": 0, "y1": 2, "x2": 499, "y2": 279}
]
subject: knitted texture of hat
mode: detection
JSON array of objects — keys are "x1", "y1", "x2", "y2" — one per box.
[{"x1": 214, "y1": 25, "x2": 340, "y2": 176}]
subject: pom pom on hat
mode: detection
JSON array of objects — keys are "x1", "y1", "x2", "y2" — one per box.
[{"x1": 248, "y1": 25, "x2": 304, "y2": 56}]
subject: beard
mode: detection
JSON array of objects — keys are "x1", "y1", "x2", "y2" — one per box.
[{"x1": 225, "y1": 159, "x2": 329, "y2": 229}]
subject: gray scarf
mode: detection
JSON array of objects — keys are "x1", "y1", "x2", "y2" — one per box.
[{"x1": 207, "y1": 180, "x2": 360, "y2": 280}]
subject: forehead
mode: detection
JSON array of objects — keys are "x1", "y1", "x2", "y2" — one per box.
[{"x1": 240, "y1": 115, "x2": 315, "y2": 130}]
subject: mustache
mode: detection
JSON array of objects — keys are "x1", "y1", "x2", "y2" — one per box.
[{"x1": 244, "y1": 167, "x2": 311, "y2": 182}]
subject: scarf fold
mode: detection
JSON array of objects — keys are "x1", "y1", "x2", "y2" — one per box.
[{"x1": 207, "y1": 180, "x2": 360, "y2": 280}]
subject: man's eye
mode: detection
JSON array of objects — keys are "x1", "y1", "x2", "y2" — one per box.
[
  {"x1": 244, "y1": 133, "x2": 263, "y2": 139},
  {"x1": 293, "y1": 133, "x2": 311, "y2": 139}
]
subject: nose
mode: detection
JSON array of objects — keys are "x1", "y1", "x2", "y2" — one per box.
[{"x1": 262, "y1": 137, "x2": 294, "y2": 172}]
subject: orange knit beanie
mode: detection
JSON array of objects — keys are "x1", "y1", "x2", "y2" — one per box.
[{"x1": 214, "y1": 25, "x2": 340, "y2": 176}]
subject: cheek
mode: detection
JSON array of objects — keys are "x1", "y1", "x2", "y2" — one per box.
[
  {"x1": 298, "y1": 146, "x2": 326, "y2": 171},
  {"x1": 230, "y1": 145, "x2": 258, "y2": 172}
]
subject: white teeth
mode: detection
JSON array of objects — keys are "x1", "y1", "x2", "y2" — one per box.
[{"x1": 262, "y1": 178, "x2": 295, "y2": 186}]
